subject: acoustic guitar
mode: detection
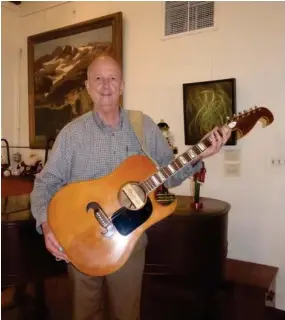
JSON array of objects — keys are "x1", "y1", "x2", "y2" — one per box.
[{"x1": 48, "y1": 106, "x2": 274, "y2": 276}]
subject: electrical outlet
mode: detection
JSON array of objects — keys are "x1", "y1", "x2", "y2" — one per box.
[
  {"x1": 224, "y1": 163, "x2": 241, "y2": 177},
  {"x1": 271, "y1": 159, "x2": 285, "y2": 166}
]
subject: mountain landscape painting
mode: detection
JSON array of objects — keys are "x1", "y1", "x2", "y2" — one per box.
[{"x1": 27, "y1": 13, "x2": 122, "y2": 148}]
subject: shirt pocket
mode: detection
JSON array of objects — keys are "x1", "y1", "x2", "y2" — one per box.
[{"x1": 70, "y1": 151, "x2": 93, "y2": 181}]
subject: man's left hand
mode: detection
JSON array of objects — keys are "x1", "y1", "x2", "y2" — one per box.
[{"x1": 199, "y1": 126, "x2": 231, "y2": 160}]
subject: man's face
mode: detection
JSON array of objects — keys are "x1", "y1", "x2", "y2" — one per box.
[{"x1": 85, "y1": 57, "x2": 123, "y2": 112}]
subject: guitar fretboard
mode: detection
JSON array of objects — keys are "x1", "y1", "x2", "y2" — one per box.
[{"x1": 140, "y1": 132, "x2": 215, "y2": 194}]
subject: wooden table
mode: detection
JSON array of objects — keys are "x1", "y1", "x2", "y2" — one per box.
[{"x1": 1, "y1": 176, "x2": 34, "y2": 197}]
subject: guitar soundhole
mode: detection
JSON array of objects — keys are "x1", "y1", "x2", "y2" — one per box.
[{"x1": 118, "y1": 182, "x2": 147, "y2": 210}]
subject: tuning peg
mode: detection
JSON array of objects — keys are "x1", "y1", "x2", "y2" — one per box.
[
  {"x1": 243, "y1": 109, "x2": 247, "y2": 113},
  {"x1": 238, "y1": 112, "x2": 242, "y2": 115}
]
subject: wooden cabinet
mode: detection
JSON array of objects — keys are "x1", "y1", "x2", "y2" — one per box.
[{"x1": 141, "y1": 195, "x2": 230, "y2": 319}]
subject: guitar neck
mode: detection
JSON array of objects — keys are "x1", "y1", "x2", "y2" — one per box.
[{"x1": 141, "y1": 127, "x2": 225, "y2": 194}]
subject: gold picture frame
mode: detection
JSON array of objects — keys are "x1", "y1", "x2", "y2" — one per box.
[{"x1": 27, "y1": 12, "x2": 123, "y2": 149}]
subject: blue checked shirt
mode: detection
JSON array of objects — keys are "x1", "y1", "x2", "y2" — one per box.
[{"x1": 30, "y1": 108, "x2": 202, "y2": 229}]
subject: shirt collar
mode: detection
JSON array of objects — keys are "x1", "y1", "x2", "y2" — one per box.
[{"x1": 92, "y1": 106, "x2": 126, "y2": 132}]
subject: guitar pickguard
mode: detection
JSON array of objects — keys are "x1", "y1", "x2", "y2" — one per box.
[
  {"x1": 87, "y1": 198, "x2": 153, "y2": 237},
  {"x1": 111, "y1": 197, "x2": 153, "y2": 236}
]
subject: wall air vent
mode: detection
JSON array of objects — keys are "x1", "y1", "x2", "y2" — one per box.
[{"x1": 164, "y1": 1, "x2": 215, "y2": 37}]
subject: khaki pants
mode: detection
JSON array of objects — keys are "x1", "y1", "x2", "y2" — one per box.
[{"x1": 68, "y1": 233, "x2": 147, "y2": 320}]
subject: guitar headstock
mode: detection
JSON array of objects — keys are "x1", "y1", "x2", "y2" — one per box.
[{"x1": 226, "y1": 106, "x2": 274, "y2": 139}]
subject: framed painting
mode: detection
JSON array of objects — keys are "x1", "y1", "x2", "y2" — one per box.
[
  {"x1": 183, "y1": 78, "x2": 236, "y2": 146},
  {"x1": 28, "y1": 12, "x2": 123, "y2": 149}
]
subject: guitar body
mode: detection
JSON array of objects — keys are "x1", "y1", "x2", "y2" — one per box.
[{"x1": 48, "y1": 155, "x2": 177, "y2": 276}]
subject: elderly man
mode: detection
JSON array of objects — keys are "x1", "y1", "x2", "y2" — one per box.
[{"x1": 30, "y1": 54, "x2": 231, "y2": 320}]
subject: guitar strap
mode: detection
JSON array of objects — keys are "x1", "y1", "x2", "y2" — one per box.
[
  {"x1": 127, "y1": 110, "x2": 159, "y2": 168},
  {"x1": 127, "y1": 110, "x2": 146, "y2": 151}
]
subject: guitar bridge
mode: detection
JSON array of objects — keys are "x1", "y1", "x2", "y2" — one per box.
[{"x1": 86, "y1": 202, "x2": 115, "y2": 238}]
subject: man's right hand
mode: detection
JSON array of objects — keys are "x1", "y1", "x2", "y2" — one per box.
[{"x1": 41, "y1": 221, "x2": 69, "y2": 262}]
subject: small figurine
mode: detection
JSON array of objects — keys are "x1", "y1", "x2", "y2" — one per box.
[
  {"x1": 3, "y1": 167, "x2": 11, "y2": 177},
  {"x1": 157, "y1": 119, "x2": 178, "y2": 154},
  {"x1": 11, "y1": 165, "x2": 21, "y2": 176},
  {"x1": 20, "y1": 154, "x2": 43, "y2": 178},
  {"x1": 12, "y1": 152, "x2": 22, "y2": 164}
]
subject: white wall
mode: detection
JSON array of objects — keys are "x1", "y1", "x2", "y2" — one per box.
[{"x1": 2, "y1": 1, "x2": 285, "y2": 309}]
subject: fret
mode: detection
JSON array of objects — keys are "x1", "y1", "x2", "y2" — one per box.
[
  {"x1": 153, "y1": 173, "x2": 162, "y2": 184},
  {"x1": 182, "y1": 152, "x2": 191, "y2": 162},
  {"x1": 179, "y1": 155, "x2": 187, "y2": 165},
  {"x1": 197, "y1": 142, "x2": 206, "y2": 152},
  {"x1": 148, "y1": 181, "x2": 155, "y2": 191},
  {"x1": 157, "y1": 171, "x2": 167, "y2": 182},
  {"x1": 171, "y1": 161, "x2": 180, "y2": 171},
  {"x1": 202, "y1": 138, "x2": 212, "y2": 148},
  {"x1": 162, "y1": 167, "x2": 172, "y2": 177},
  {"x1": 141, "y1": 181, "x2": 150, "y2": 193},
  {"x1": 188, "y1": 149, "x2": 197, "y2": 159},
  {"x1": 149, "y1": 178, "x2": 156, "y2": 189},
  {"x1": 174, "y1": 159, "x2": 183, "y2": 169},
  {"x1": 167, "y1": 164, "x2": 175, "y2": 173},
  {"x1": 145, "y1": 179, "x2": 153, "y2": 190},
  {"x1": 192, "y1": 145, "x2": 202, "y2": 155},
  {"x1": 146, "y1": 182, "x2": 152, "y2": 192},
  {"x1": 151, "y1": 175, "x2": 160, "y2": 187}
]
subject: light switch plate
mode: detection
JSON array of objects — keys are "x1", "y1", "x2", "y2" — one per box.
[
  {"x1": 224, "y1": 148, "x2": 241, "y2": 162},
  {"x1": 224, "y1": 163, "x2": 241, "y2": 177}
]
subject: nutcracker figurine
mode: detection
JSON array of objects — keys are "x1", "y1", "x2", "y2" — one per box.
[
  {"x1": 157, "y1": 119, "x2": 178, "y2": 154},
  {"x1": 190, "y1": 161, "x2": 206, "y2": 210}
]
